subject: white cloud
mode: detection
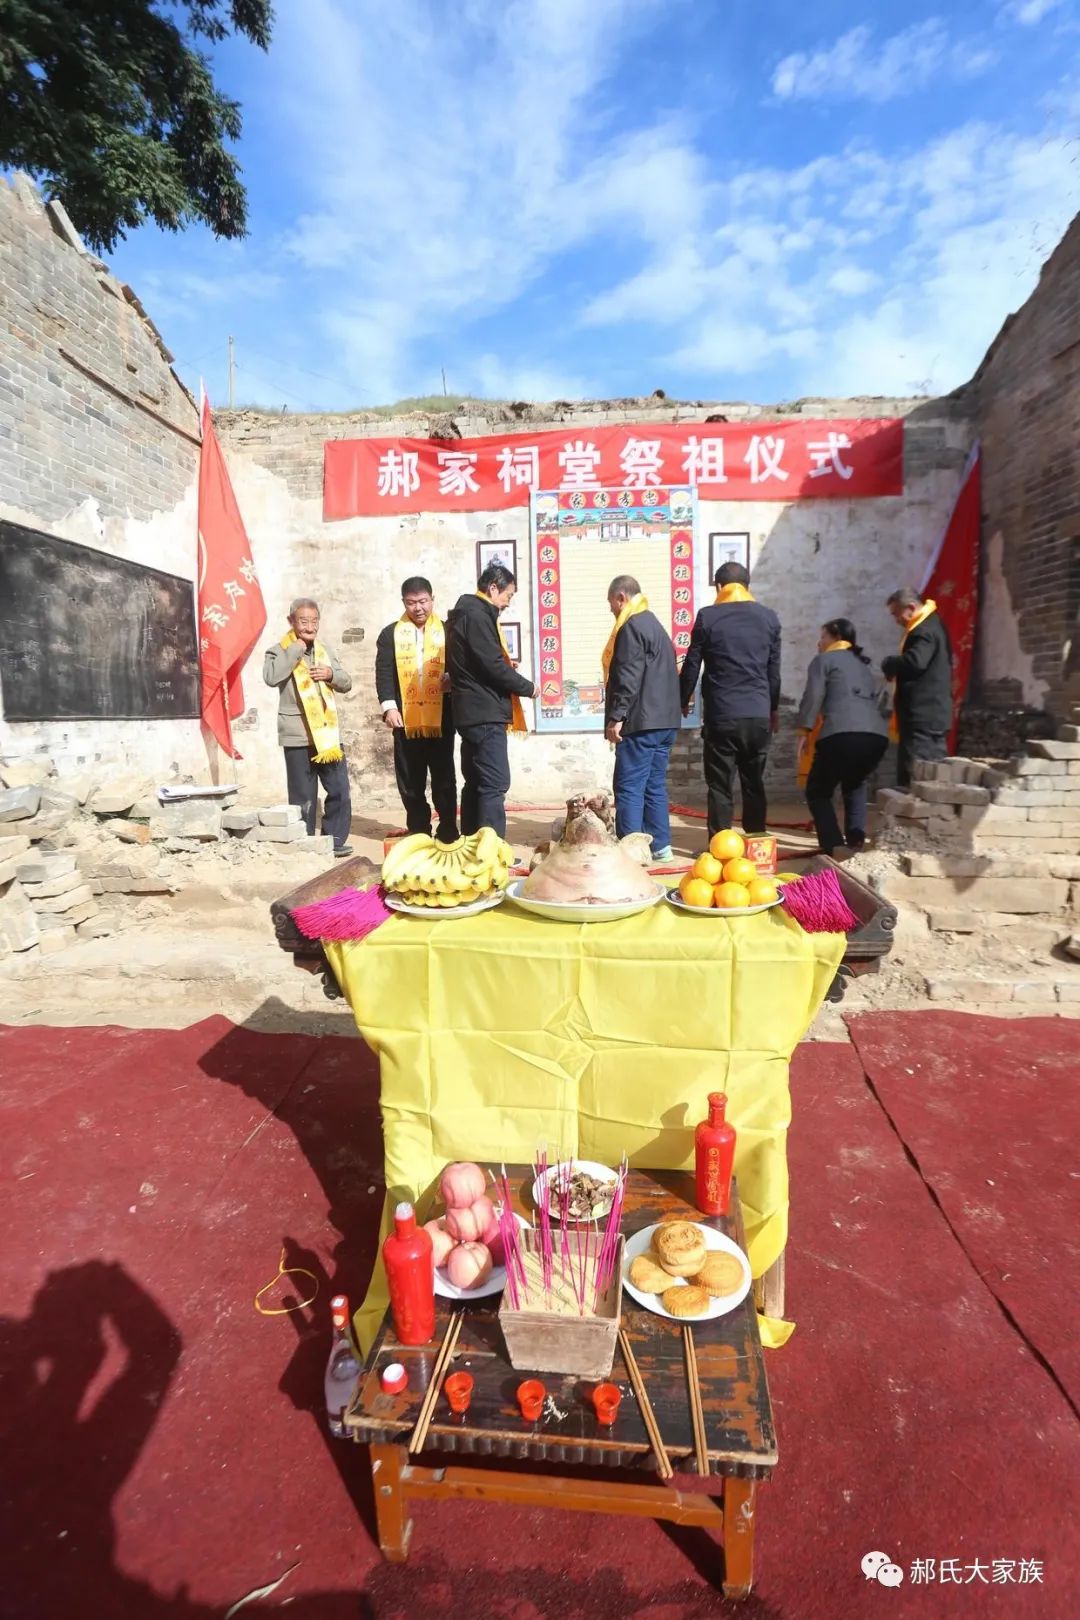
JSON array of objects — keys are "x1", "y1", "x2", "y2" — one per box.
[
  {"x1": 269, "y1": 0, "x2": 683, "y2": 400},
  {"x1": 1000, "y1": 0, "x2": 1065, "y2": 23},
  {"x1": 772, "y1": 20, "x2": 995, "y2": 103},
  {"x1": 643, "y1": 121, "x2": 1080, "y2": 397}
]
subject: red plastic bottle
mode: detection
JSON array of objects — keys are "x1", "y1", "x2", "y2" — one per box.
[
  {"x1": 382, "y1": 1201, "x2": 435, "y2": 1345},
  {"x1": 695, "y1": 1092, "x2": 737, "y2": 1216}
]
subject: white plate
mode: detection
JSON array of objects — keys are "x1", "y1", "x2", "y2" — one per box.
[
  {"x1": 384, "y1": 889, "x2": 505, "y2": 921},
  {"x1": 622, "y1": 1222, "x2": 752, "y2": 1321},
  {"x1": 433, "y1": 1212, "x2": 529, "y2": 1300},
  {"x1": 531, "y1": 1159, "x2": 618, "y2": 1223},
  {"x1": 664, "y1": 890, "x2": 783, "y2": 919},
  {"x1": 505, "y1": 878, "x2": 667, "y2": 924}
]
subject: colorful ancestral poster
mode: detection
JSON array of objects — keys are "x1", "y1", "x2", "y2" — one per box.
[{"x1": 531, "y1": 486, "x2": 702, "y2": 733}]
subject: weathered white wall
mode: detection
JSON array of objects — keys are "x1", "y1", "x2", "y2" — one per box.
[{"x1": 221, "y1": 399, "x2": 976, "y2": 808}]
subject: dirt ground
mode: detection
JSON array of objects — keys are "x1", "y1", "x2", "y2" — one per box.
[{"x1": 2, "y1": 804, "x2": 1076, "y2": 1038}]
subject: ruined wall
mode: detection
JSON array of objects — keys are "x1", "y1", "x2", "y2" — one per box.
[
  {"x1": 217, "y1": 396, "x2": 975, "y2": 807},
  {"x1": 973, "y1": 211, "x2": 1080, "y2": 722},
  {"x1": 0, "y1": 176, "x2": 206, "y2": 782}
]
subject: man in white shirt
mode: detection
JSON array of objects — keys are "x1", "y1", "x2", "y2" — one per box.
[{"x1": 374, "y1": 576, "x2": 459, "y2": 841}]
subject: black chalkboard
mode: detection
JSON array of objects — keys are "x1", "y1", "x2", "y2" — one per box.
[{"x1": 0, "y1": 521, "x2": 201, "y2": 720}]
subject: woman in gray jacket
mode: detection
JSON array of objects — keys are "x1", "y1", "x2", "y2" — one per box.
[{"x1": 795, "y1": 618, "x2": 889, "y2": 855}]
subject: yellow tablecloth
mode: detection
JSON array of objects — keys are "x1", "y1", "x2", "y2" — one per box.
[{"x1": 325, "y1": 900, "x2": 844, "y2": 1351}]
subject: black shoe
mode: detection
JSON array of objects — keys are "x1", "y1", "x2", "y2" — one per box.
[{"x1": 333, "y1": 844, "x2": 354, "y2": 858}]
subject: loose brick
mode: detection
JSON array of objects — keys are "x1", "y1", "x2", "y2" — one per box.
[
  {"x1": 925, "y1": 975, "x2": 1017, "y2": 1001},
  {"x1": 914, "y1": 782, "x2": 990, "y2": 806},
  {"x1": 32, "y1": 883, "x2": 94, "y2": 914},
  {"x1": 1010, "y1": 756, "x2": 1067, "y2": 776},
  {"x1": 894, "y1": 876, "x2": 1069, "y2": 913},
  {"x1": 903, "y1": 853, "x2": 1046, "y2": 879},
  {"x1": 1028, "y1": 739, "x2": 1080, "y2": 761}
]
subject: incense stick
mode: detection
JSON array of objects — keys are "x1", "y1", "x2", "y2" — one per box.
[
  {"x1": 683, "y1": 1326, "x2": 709, "y2": 1477},
  {"x1": 408, "y1": 1310, "x2": 462, "y2": 1454},
  {"x1": 618, "y1": 1328, "x2": 673, "y2": 1480}
]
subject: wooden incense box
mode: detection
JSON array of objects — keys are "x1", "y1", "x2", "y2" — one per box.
[{"x1": 498, "y1": 1231, "x2": 624, "y2": 1380}]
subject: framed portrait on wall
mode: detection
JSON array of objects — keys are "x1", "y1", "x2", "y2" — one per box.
[
  {"x1": 709, "y1": 531, "x2": 750, "y2": 580},
  {"x1": 500, "y1": 621, "x2": 522, "y2": 665},
  {"x1": 476, "y1": 538, "x2": 517, "y2": 579}
]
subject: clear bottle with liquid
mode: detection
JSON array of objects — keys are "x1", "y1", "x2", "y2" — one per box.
[{"x1": 324, "y1": 1293, "x2": 361, "y2": 1439}]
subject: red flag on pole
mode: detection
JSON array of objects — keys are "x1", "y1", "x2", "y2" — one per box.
[
  {"x1": 920, "y1": 444, "x2": 980, "y2": 752},
  {"x1": 197, "y1": 395, "x2": 266, "y2": 757}
]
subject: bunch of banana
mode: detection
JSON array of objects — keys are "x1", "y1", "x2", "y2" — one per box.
[{"x1": 381, "y1": 827, "x2": 515, "y2": 907}]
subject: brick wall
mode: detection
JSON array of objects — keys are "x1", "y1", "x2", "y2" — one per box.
[
  {"x1": 973, "y1": 211, "x2": 1080, "y2": 723},
  {"x1": 217, "y1": 396, "x2": 974, "y2": 807},
  {"x1": 0, "y1": 175, "x2": 208, "y2": 784},
  {"x1": 0, "y1": 176, "x2": 199, "y2": 521}
]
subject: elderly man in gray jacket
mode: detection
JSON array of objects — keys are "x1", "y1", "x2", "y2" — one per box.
[{"x1": 262, "y1": 597, "x2": 354, "y2": 856}]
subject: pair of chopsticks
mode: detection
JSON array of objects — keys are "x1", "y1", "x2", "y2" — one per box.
[
  {"x1": 683, "y1": 1326, "x2": 709, "y2": 1476},
  {"x1": 409, "y1": 1311, "x2": 462, "y2": 1454},
  {"x1": 618, "y1": 1328, "x2": 673, "y2": 1480}
]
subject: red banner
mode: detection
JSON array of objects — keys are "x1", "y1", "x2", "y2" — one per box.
[
  {"x1": 323, "y1": 418, "x2": 904, "y2": 518},
  {"x1": 921, "y1": 444, "x2": 980, "y2": 751},
  {"x1": 198, "y1": 397, "x2": 267, "y2": 757}
]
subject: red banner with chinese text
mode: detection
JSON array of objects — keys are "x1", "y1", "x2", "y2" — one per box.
[
  {"x1": 920, "y1": 444, "x2": 980, "y2": 752},
  {"x1": 198, "y1": 397, "x2": 267, "y2": 757},
  {"x1": 323, "y1": 418, "x2": 904, "y2": 518}
]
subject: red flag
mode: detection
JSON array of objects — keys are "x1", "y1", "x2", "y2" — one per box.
[
  {"x1": 921, "y1": 444, "x2": 980, "y2": 752},
  {"x1": 197, "y1": 396, "x2": 266, "y2": 757}
]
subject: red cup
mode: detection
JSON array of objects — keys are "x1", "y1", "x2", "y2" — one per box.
[
  {"x1": 444, "y1": 1371, "x2": 473, "y2": 1415},
  {"x1": 592, "y1": 1382, "x2": 621, "y2": 1426},
  {"x1": 517, "y1": 1379, "x2": 546, "y2": 1421}
]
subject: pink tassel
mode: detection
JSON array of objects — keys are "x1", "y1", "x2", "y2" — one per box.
[
  {"x1": 780, "y1": 869, "x2": 859, "y2": 934},
  {"x1": 291, "y1": 885, "x2": 392, "y2": 942}
]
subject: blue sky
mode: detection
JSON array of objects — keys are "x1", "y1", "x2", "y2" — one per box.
[{"x1": 107, "y1": 0, "x2": 1080, "y2": 411}]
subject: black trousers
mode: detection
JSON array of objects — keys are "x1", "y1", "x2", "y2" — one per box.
[
  {"x1": 282, "y1": 747, "x2": 352, "y2": 848},
  {"x1": 703, "y1": 718, "x2": 771, "y2": 836},
  {"x1": 805, "y1": 732, "x2": 888, "y2": 853},
  {"x1": 393, "y1": 729, "x2": 459, "y2": 839},
  {"x1": 897, "y1": 725, "x2": 947, "y2": 788},
  {"x1": 458, "y1": 722, "x2": 511, "y2": 838}
]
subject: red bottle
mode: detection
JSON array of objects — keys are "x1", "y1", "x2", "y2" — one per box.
[
  {"x1": 695, "y1": 1092, "x2": 737, "y2": 1216},
  {"x1": 382, "y1": 1201, "x2": 435, "y2": 1345}
]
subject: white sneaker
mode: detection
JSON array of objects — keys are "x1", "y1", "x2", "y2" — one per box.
[{"x1": 652, "y1": 845, "x2": 674, "y2": 861}]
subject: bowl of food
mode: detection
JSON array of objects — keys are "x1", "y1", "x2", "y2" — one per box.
[{"x1": 531, "y1": 1160, "x2": 618, "y2": 1223}]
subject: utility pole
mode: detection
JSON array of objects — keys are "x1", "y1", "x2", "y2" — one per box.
[
  {"x1": 227, "y1": 335, "x2": 236, "y2": 408},
  {"x1": 441, "y1": 367, "x2": 448, "y2": 397}
]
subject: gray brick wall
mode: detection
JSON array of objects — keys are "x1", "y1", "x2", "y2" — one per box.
[
  {"x1": 973, "y1": 213, "x2": 1080, "y2": 721},
  {"x1": 0, "y1": 177, "x2": 198, "y2": 524}
]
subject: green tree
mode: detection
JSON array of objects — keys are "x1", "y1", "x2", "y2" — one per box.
[{"x1": 0, "y1": 1, "x2": 272, "y2": 251}]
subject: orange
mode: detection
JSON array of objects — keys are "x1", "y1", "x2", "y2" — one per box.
[
  {"x1": 709, "y1": 829, "x2": 745, "y2": 863},
  {"x1": 722, "y1": 856, "x2": 757, "y2": 887},
  {"x1": 713, "y1": 881, "x2": 751, "y2": 909},
  {"x1": 690, "y1": 851, "x2": 723, "y2": 885},
  {"x1": 746, "y1": 877, "x2": 779, "y2": 906},
  {"x1": 678, "y1": 875, "x2": 715, "y2": 908}
]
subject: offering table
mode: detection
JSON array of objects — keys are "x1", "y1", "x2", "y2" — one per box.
[
  {"x1": 319, "y1": 899, "x2": 844, "y2": 1350},
  {"x1": 346, "y1": 1166, "x2": 776, "y2": 1601}
]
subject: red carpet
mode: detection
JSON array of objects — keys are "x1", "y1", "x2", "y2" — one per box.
[
  {"x1": 847, "y1": 1012, "x2": 1080, "y2": 1414},
  {"x1": 1, "y1": 1017, "x2": 1077, "y2": 1619}
]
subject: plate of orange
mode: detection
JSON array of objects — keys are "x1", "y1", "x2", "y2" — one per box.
[{"x1": 665, "y1": 831, "x2": 785, "y2": 917}]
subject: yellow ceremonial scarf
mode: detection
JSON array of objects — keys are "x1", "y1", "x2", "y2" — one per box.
[
  {"x1": 394, "y1": 613, "x2": 446, "y2": 738},
  {"x1": 888, "y1": 600, "x2": 937, "y2": 741},
  {"x1": 476, "y1": 592, "x2": 527, "y2": 733},
  {"x1": 601, "y1": 592, "x2": 650, "y2": 682},
  {"x1": 715, "y1": 583, "x2": 755, "y2": 604},
  {"x1": 281, "y1": 630, "x2": 342, "y2": 763},
  {"x1": 797, "y1": 641, "x2": 852, "y2": 786}
]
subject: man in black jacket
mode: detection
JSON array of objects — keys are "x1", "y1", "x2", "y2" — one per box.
[
  {"x1": 679, "y1": 562, "x2": 781, "y2": 836},
  {"x1": 375, "y1": 576, "x2": 458, "y2": 840},
  {"x1": 603, "y1": 575, "x2": 682, "y2": 860},
  {"x1": 446, "y1": 563, "x2": 535, "y2": 838},
  {"x1": 882, "y1": 588, "x2": 953, "y2": 787}
]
